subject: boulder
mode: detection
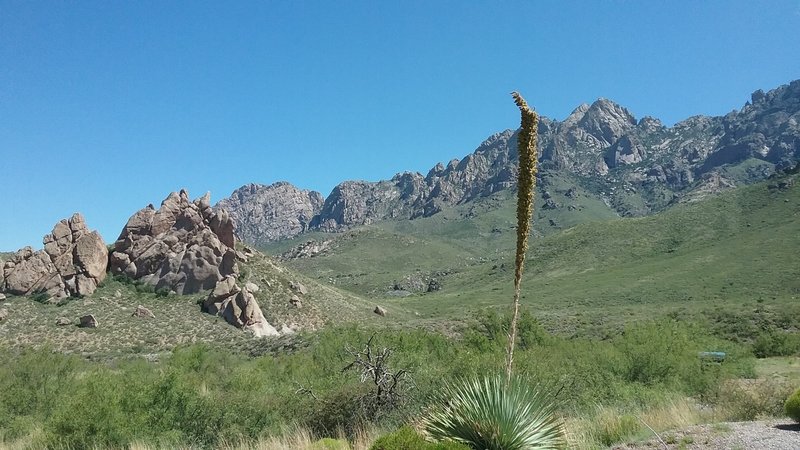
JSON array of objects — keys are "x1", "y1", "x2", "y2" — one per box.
[
  {"x1": 132, "y1": 305, "x2": 155, "y2": 319},
  {"x1": 109, "y1": 190, "x2": 239, "y2": 295},
  {"x1": 0, "y1": 293, "x2": 5, "y2": 301},
  {"x1": 280, "y1": 239, "x2": 333, "y2": 260},
  {"x1": 289, "y1": 281, "x2": 308, "y2": 295},
  {"x1": 1, "y1": 214, "x2": 107, "y2": 299},
  {"x1": 0, "y1": 309, "x2": 8, "y2": 321},
  {"x1": 203, "y1": 276, "x2": 278, "y2": 337},
  {"x1": 79, "y1": 314, "x2": 97, "y2": 328},
  {"x1": 289, "y1": 295, "x2": 302, "y2": 308},
  {"x1": 374, "y1": 306, "x2": 387, "y2": 317},
  {"x1": 56, "y1": 317, "x2": 72, "y2": 326}
]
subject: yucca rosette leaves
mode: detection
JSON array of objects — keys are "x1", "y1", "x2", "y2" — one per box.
[{"x1": 422, "y1": 375, "x2": 565, "y2": 450}]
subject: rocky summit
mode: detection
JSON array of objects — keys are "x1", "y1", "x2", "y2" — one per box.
[
  {"x1": 1, "y1": 213, "x2": 107, "y2": 300},
  {"x1": 216, "y1": 182, "x2": 324, "y2": 247},
  {"x1": 220, "y1": 79, "x2": 800, "y2": 246},
  {"x1": 109, "y1": 189, "x2": 239, "y2": 295}
]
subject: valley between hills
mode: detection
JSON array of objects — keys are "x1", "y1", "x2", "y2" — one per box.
[{"x1": 0, "y1": 80, "x2": 799, "y2": 449}]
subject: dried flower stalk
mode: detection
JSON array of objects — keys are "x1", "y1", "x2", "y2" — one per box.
[{"x1": 506, "y1": 92, "x2": 539, "y2": 384}]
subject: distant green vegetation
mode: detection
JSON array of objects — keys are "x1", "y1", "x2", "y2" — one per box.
[
  {"x1": 272, "y1": 174, "x2": 799, "y2": 340},
  {"x1": 0, "y1": 319, "x2": 763, "y2": 448}
]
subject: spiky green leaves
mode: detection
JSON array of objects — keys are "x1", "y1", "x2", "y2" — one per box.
[{"x1": 422, "y1": 375, "x2": 565, "y2": 450}]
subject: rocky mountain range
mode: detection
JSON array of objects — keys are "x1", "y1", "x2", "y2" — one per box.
[{"x1": 219, "y1": 80, "x2": 798, "y2": 247}]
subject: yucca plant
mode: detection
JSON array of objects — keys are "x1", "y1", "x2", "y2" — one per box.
[
  {"x1": 422, "y1": 375, "x2": 565, "y2": 450},
  {"x1": 422, "y1": 93, "x2": 563, "y2": 450},
  {"x1": 506, "y1": 91, "x2": 539, "y2": 383}
]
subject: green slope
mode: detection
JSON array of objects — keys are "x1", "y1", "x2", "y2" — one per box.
[{"x1": 273, "y1": 173, "x2": 799, "y2": 334}]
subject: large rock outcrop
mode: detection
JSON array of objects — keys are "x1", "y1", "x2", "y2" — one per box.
[
  {"x1": 203, "y1": 276, "x2": 278, "y2": 337},
  {"x1": 217, "y1": 182, "x2": 325, "y2": 247},
  {"x1": 1, "y1": 213, "x2": 108, "y2": 299},
  {"x1": 109, "y1": 190, "x2": 238, "y2": 295}
]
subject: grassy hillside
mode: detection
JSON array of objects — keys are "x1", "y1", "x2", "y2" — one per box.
[
  {"x1": 271, "y1": 173, "x2": 799, "y2": 336},
  {"x1": 0, "y1": 250, "x2": 377, "y2": 358}
]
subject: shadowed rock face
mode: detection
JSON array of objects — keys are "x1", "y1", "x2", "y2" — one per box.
[
  {"x1": 109, "y1": 189, "x2": 238, "y2": 295},
  {"x1": 1, "y1": 213, "x2": 108, "y2": 299}
]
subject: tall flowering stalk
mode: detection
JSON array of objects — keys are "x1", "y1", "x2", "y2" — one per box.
[{"x1": 506, "y1": 92, "x2": 539, "y2": 384}]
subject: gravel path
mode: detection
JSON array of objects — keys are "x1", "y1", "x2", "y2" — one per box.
[{"x1": 613, "y1": 420, "x2": 800, "y2": 450}]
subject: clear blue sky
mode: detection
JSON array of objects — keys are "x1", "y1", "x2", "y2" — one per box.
[{"x1": 1, "y1": 1, "x2": 798, "y2": 251}]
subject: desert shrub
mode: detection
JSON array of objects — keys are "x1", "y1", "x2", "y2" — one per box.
[
  {"x1": 422, "y1": 375, "x2": 564, "y2": 450},
  {"x1": 752, "y1": 329, "x2": 800, "y2": 358},
  {"x1": 305, "y1": 383, "x2": 371, "y2": 438},
  {"x1": 465, "y1": 309, "x2": 548, "y2": 352},
  {"x1": 613, "y1": 320, "x2": 751, "y2": 396},
  {"x1": 784, "y1": 387, "x2": 800, "y2": 422},
  {"x1": 370, "y1": 426, "x2": 469, "y2": 450},
  {"x1": 589, "y1": 409, "x2": 641, "y2": 446},
  {"x1": 0, "y1": 348, "x2": 80, "y2": 420},
  {"x1": 312, "y1": 437, "x2": 351, "y2": 449},
  {"x1": 155, "y1": 287, "x2": 171, "y2": 297},
  {"x1": 46, "y1": 369, "x2": 149, "y2": 448},
  {"x1": 0, "y1": 323, "x2": 755, "y2": 448},
  {"x1": 29, "y1": 292, "x2": 50, "y2": 304},
  {"x1": 716, "y1": 379, "x2": 793, "y2": 421}
]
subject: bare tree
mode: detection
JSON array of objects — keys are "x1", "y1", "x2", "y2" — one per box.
[
  {"x1": 341, "y1": 333, "x2": 414, "y2": 419},
  {"x1": 294, "y1": 333, "x2": 413, "y2": 433}
]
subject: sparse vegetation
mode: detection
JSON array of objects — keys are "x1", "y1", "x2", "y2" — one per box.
[{"x1": 0, "y1": 317, "x2": 765, "y2": 449}]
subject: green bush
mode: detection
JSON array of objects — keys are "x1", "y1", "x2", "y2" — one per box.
[
  {"x1": 305, "y1": 384, "x2": 370, "y2": 438},
  {"x1": 370, "y1": 426, "x2": 469, "y2": 450},
  {"x1": 591, "y1": 413, "x2": 640, "y2": 446},
  {"x1": 717, "y1": 379, "x2": 792, "y2": 421},
  {"x1": 422, "y1": 375, "x2": 564, "y2": 450},
  {"x1": 312, "y1": 437, "x2": 351, "y2": 450},
  {"x1": 752, "y1": 330, "x2": 800, "y2": 358},
  {"x1": 785, "y1": 388, "x2": 800, "y2": 423},
  {"x1": 29, "y1": 292, "x2": 51, "y2": 304},
  {"x1": 465, "y1": 310, "x2": 548, "y2": 352}
]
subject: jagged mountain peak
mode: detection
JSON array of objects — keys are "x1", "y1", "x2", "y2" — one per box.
[
  {"x1": 579, "y1": 98, "x2": 637, "y2": 144},
  {"x1": 219, "y1": 79, "x2": 800, "y2": 247},
  {"x1": 217, "y1": 182, "x2": 324, "y2": 246},
  {"x1": 563, "y1": 103, "x2": 590, "y2": 126},
  {"x1": 476, "y1": 129, "x2": 515, "y2": 150}
]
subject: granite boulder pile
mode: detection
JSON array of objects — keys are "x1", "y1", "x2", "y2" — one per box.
[
  {"x1": 109, "y1": 190, "x2": 238, "y2": 295},
  {"x1": 1, "y1": 213, "x2": 108, "y2": 299}
]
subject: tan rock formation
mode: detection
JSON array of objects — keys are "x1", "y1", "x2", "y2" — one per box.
[
  {"x1": 1, "y1": 213, "x2": 108, "y2": 299},
  {"x1": 109, "y1": 190, "x2": 238, "y2": 295},
  {"x1": 203, "y1": 276, "x2": 278, "y2": 337}
]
